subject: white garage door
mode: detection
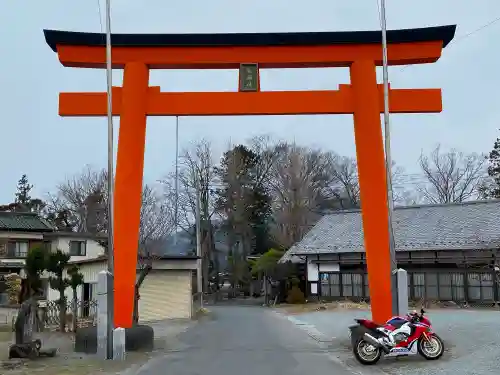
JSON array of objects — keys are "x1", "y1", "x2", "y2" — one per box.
[{"x1": 138, "y1": 270, "x2": 192, "y2": 322}]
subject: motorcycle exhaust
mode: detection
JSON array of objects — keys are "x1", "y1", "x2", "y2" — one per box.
[{"x1": 363, "y1": 333, "x2": 390, "y2": 354}]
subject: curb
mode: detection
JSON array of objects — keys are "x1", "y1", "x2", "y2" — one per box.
[{"x1": 283, "y1": 314, "x2": 334, "y2": 343}]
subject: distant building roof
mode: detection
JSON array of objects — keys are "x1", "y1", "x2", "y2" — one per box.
[
  {"x1": 281, "y1": 200, "x2": 500, "y2": 262},
  {"x1": 69, "y1": 254, "x2": 199, "y2": 265},
  {"x1": 44, "y1": 231, "x2": 107, "y2": 240},
  {"x1": 0, "y1": 212, "x2": 54, "y2": 232}
]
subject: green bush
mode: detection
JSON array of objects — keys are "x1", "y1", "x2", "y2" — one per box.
[{"x1": 286, "y1": 285, "x2": 306, "y2": 304}]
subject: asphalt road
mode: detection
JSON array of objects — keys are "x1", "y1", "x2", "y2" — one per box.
[{"x1": 133, "y1": 306, "x2": 360, "y2": 375}]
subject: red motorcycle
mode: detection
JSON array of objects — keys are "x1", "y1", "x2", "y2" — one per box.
[{"x1": 350, "y1": 308, "x2": 444, "y2": 365}]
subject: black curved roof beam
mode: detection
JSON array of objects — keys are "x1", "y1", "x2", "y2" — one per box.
[
  {"x1": 44, "y1": 25, "x2": 456, "y2": 52},
  {"x1": 43, "y1": 25, "x2": 456, "y2": 69}
]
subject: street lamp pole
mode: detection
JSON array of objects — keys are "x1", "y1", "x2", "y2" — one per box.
[
  {"x1": 379, "y1": 0, "x2": 399, "y2": 316},
  {"x1": 174, "y1": 116, "x2": 179, "y2": 246},
  {"x1": 195, "y1": 175, "x2": 203, "y2": 309},
  {"x1": 104, "y1": 0, "x2": 115, "y2": 359}
]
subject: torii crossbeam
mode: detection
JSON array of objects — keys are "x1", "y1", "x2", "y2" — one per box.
[{"x1": 44, "y1": 24, "x2": 456, "y2": 328}]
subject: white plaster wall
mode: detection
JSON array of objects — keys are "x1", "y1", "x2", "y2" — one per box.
[
  {"x1": 318, "y1": 263, "x2": 340, "y2": 272},
  {"x1": 50, "y1": 237, "x2": 105, "y2": 262},
  {"x1": 46, "y1": 258, "x2": 105, "y2": 315}
]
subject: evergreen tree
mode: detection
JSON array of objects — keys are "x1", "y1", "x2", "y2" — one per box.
[
  {"x1": 14, "y1": 174, "x2": 33, "y2": 211},
  {"x1": 215, "y1": 145, "x2": 272, "y2": 256},
  {"x1": 8, "y1": 174, "x2": 46, "y2": 213},
  {"x1": 487, "y1": 138, "x2": 500, "y2": 198}
]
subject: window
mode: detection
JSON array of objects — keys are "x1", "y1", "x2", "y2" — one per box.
[
  {"x1": 341, "y1": 273, "x2": 364, "y2": 297},
  {"x1": 7, "y1": 242, "x2": 28, "y2": 258},
  {"x1": 468, "y1": 272, "x2": 494, "y2": 302},
  {"x1": 69, "y1": 241, "x2": 86, "y2": 256},
  {"x1": 438, "y1": 273, "x2": 452, "y2": 300},
  {"x1": 426, "y1": 273, "x2": 439, "y2": 299},
  {"x1": 320, "y1": 273, "x2": 340, "y2": 297},
  {"x1": 412, "y1": 272, "x2": 425, "y2": 299}
]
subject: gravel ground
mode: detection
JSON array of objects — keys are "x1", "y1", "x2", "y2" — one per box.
[
  {"x1": 281, "y1": 308, "x2": 500, "y2": 375},
  {"x1": 0, "y1": 320, "x2": 195, "y2": 375}
]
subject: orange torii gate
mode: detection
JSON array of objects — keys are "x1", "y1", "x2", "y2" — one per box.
[{"x1": 44, "y1": 24, "x2": 456, "y2": 328}]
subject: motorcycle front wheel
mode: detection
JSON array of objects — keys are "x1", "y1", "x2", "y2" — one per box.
[
  {"x1": 353, "y1": 338, "x2": 382, "y2": 365},
  {"x1": 417, "y1": 333, "x2": 444, "y2": 360}
]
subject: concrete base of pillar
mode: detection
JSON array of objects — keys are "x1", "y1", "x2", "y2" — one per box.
[
  {"x1": 395, "y1": 268, "x2": 409, "y2": 315},
  {"x1": 74, "y1": 325, "x2": 154, "y2": 354},
  {"x1": 112, "y1": 327, "x2": 126, "y2": 360}
]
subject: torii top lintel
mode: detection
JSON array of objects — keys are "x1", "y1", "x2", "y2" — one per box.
[{"x1": 43, "y1": 25, "x2": 456, "y2": 69}]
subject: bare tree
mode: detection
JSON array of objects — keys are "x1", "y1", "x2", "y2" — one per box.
[
  {"x1": 162, "y1": 140, "x2": 218, "y2": 233},
  {"x1": 326, "y1": 154, "x2": 413, "y2": 208},
  {"x1": 139, "y1": 184, "x2": 175, "y2": 250},
  {"x1": 263, "y1": 144, "x2": 411, "y2": 248},
  {"x1": 161, "y1": 139, "x2": 218, "y2": 292},
  {"x1": 418, "y1": 144, "x2": 488, "y2": 204},
  {"x1": 46, "y1": 166, "x2": 174, "y2": 247},
  {"x1": 246, "y1": 135, "x2": 285, "y2": 188},
  {"x1": 45, "y1": 166, "x2": 108, "y2": 232},
  {"x1": 267, "y1": 143, "x2": 334, "y2": 248},
  {"x1": 328, "y1": 155, "x2": 360, "y2": 208}
]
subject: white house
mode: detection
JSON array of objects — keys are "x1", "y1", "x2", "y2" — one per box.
[
  {"x1": 0, "y1": 212, "x2": 198, "y2": 322},
  {"x1": 0, "y1": 211, "x2": 54, "y2": 281},
  {"x1": 43, "y1": 231, "x2": 107, "y2": 309}
]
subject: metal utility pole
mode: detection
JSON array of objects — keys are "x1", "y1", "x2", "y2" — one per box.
[
  {"x1": 104, "y1": 0, "x2": 115, "y2": 360},
  {"x1": 174, "y1": 116, "x2": 179, "y2": 246},
  {"x1": 379, "y1": 0, "x2": 399, "y2": 315},
  {"x1": 195, "y1": 176, "x2": 203, "y2": 308}
]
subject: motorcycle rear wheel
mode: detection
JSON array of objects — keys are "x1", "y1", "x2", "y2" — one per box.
[
  {"x1": 353, "y1": 338, "x2": 382, "y2": 365},
  {"x1": 417, "y1": 333, "x2": 444, "y2": 360}
]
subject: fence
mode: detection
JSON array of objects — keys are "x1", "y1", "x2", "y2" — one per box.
[
  {"x1": 41, "y1": 299, "x2": 98, "y2": 330},
  {"x1": 319, "y1": 269, "x2": 499, "y2": 305}
]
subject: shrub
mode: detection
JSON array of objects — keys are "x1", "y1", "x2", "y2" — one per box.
[
  {"x1": 4, "y1": 273, "x2": 21, "y2": 305},
  {"x1": 286, "y1": 285, "x2": 306, "y2": 304}
]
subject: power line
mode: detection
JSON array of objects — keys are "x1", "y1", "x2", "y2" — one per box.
[
  {"x1": 96, "y1": 0, "x2": 104, "y2": 33},
  {"x1": 395, "y1": 15, "x2": 500, "y2": 74},
  {"x1": 449, "y1": 16, "x2": 500, "y2": 46}
]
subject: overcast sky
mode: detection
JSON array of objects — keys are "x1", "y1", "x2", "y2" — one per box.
[{"x1": 1, "y1": 1, "x2": 499, "y2": 203}]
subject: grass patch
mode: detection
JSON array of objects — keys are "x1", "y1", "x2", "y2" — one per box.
[{"x1": 193, "y1": 307, "x2": 212, "y2": 320}]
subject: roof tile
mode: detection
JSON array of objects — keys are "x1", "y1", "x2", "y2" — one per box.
[
  {"x1": 0, "y1": 212, "x2": 54, "y2": 232},
  {"x1": 281, "y1": 200, "x2": 500, "y2": 262}
]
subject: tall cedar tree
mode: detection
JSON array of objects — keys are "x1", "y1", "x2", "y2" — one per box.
[
  {"x1": 0, "y1": 174, "x2": 46, "y2": 213},
  {"x1": 15, "y1": 174, "x2": 33, "y2": 207},
  {"x1": 487, "y1": 138, "x2": 500, "y2": 198},
  {"x1": 215, "y1": 145, "x2": 272, "y2": 255}
]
